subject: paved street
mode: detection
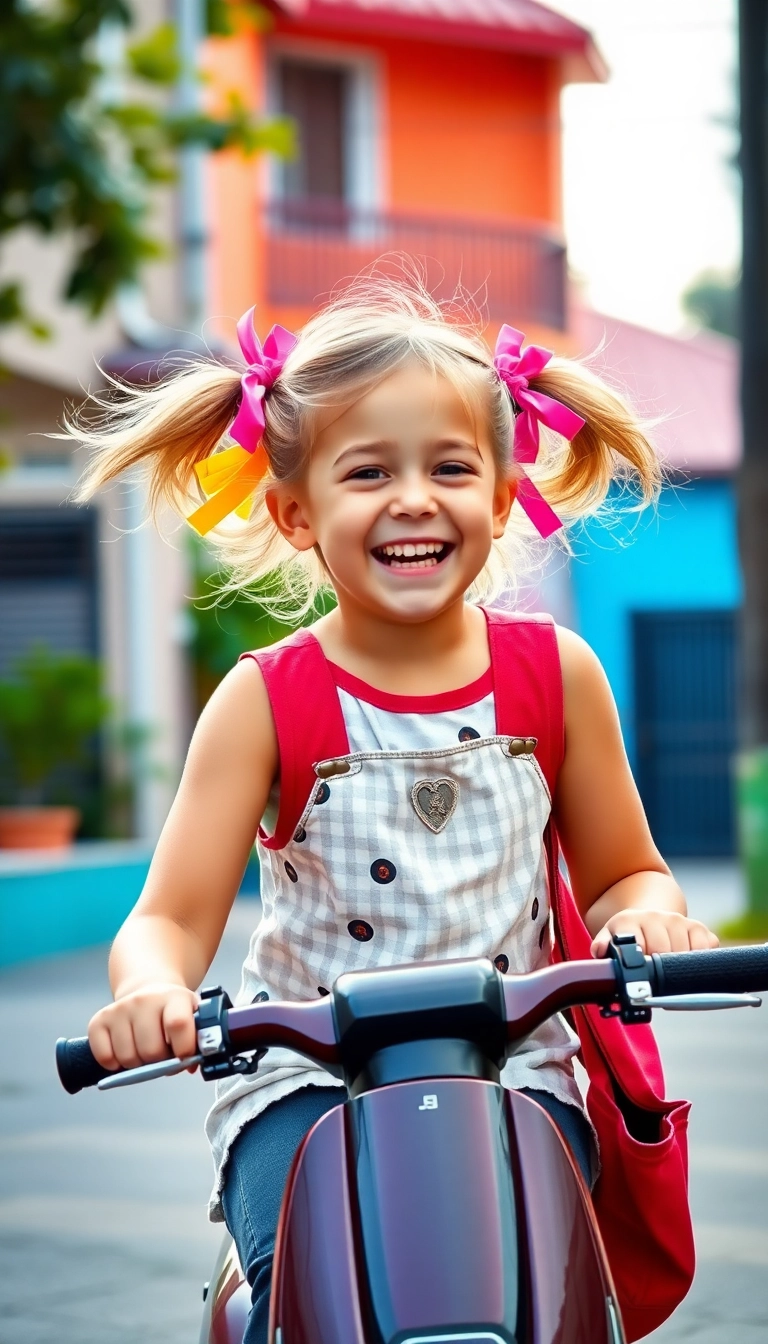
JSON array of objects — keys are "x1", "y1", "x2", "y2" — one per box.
[{"x1": 0, "y1": 861, "x2": 765, "y2": 1343}]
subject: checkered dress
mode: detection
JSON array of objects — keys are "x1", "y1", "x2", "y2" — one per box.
[{"x1": 205, "y1": 656, "x2": 585, "y2": 1221}]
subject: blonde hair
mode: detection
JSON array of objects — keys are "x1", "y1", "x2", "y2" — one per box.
[{"x1": 71, "y1": 273, "x2": 661, "y2": 620}]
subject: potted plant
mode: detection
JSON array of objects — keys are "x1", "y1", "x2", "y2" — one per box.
[{"x1": 0, "y1": 647, "x2": 111, "y2": 849}]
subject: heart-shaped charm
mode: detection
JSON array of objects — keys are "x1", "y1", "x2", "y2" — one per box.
[{"x1": 411, "y1": 778, "x2": 459, "y2": 833}]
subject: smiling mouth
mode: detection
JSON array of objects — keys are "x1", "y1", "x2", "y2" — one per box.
[{"x1": 371, "y1": 541, "x2": 454, "y2": 570}]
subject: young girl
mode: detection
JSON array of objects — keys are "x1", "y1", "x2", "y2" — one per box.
[{"x1": 74, "y1": 280, "x2": 717, "y2": 1344}]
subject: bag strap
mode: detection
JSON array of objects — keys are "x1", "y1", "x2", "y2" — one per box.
[
  {"x1": 241, "y1": 630, "x2": 348, "y2": 850},
  {"x1": 484, "y1": 608, "x2": 565, "y2": 798},
  {"x1": 546, "y1": 820, "x2": 670, "y2": 1105}
]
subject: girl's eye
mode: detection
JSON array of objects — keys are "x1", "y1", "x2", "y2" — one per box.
[
  {"x1": 347, "y1": 466, "x2": 387, "y2": 481},
  {"x1": 434, "y1": 462, "x2": 474, "y2": 477}
]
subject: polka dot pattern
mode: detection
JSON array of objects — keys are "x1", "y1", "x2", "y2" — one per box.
[
  {"x1": 531, "y1": 897, "x2": 539, "y2": 921},
  {"x1": 494, "y1": 953, "x2": 510, "y2": 974},
  {"x1": 370, "y1": 858, "x2": 396, "y2": 884},
  {"x1": 348, "y1": 919, "x2": 374, "y2": 943},
  {"x1": 458, "y1": 726, "x2": 480, "y2": 742},
  {"x1": 284, "y1": 861, "x2": 298, "y2": 883}
]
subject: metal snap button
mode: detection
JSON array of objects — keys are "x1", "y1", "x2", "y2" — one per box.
[
  {"x1": 506, "y1": 736, "x2": 538, "y2": 756},
  {"x1": 315, "y1": 759, "x2": 352, "y2": 779}
]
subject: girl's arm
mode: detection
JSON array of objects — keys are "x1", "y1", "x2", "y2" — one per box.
[
  {"x1": 553, "y1": 627, "x2": 718, "y2": 957},
  {"x1": 88, "y1": 658, "x2": 278, "y2": 1070}
]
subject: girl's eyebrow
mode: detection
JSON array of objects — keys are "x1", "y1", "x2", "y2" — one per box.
[
  {"x1": 333, "y1": 438, "x2": 484, "y2": 468},
  {"x1": 333, "y1": 441, "x2": 393, "y2": 467}
]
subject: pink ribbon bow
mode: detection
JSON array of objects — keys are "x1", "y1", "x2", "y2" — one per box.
[
  {"x1": 494, "y1": 324, "x2": 585, "y2": 538},
  {"x1": 229, "y1": 306, "x2": 298, "y2": 454}
]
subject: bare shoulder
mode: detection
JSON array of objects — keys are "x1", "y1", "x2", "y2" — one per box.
[
  {"x1": 554, "y1": 624, "x2": 610, "y2": 692},
  {"x1": 185, "y1": 655, "x2": 278, "y2": 781},
  {"x1": 553, "y1": 624, "x2": 619, "y2": 736}
]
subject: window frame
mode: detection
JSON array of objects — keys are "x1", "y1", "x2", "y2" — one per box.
[{"x1": 265, "y1": 37, "x2": 386, "y2": 214}]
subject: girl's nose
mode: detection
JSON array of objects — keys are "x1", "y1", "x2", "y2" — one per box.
[{"x1": 389, "y1": 474, "x2": 439, "y2": 518}]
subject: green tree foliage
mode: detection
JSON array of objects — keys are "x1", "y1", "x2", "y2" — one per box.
[
  {"x1": 0, "y1": 647, "x2": 111, "y2": 802},
  {"x1": 682, "y1": 269, "x2": 740, "y2": 339},
  {"x1": 0, "y1": 0, "x2": 292, "y2": 334}
]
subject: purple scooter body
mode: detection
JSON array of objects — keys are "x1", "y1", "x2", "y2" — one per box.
[
  {"x1": 204, "y1": 1079, "x2": 618, "y2": 1344},
  {"x1": 56, "y1": 943, "x2": 768, "y2": 1344}
]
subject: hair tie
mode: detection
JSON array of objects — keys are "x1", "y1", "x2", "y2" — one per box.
[
  {"x1": 493, "y1": 324, "x2": 585, "y2": 538},
  {"x1": 187, "y1": 308, "x2": 298, "y2": 536}
]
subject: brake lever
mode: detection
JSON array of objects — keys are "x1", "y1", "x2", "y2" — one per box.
[
  {"x1": 645, "y1": 993, "x2": 762, "y2": 1011},
  {"x1": 97, "y1": 1045, "x2": 268, "y2": 1091},
  {"x1": 98, "y1": 1053, "x2": 203, "y2": 1090}
]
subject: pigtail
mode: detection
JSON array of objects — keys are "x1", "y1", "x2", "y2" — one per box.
[
  {"x1": 527, "y1": 361, "x2": 662, "y2": 518},
  {"x1": 69, "y1": 361, "x2": 243, "y2": 517}
]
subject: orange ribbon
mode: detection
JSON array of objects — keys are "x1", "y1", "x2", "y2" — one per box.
[{"x1": 187, "y1": 443, "x2": 269, "y2": 536}]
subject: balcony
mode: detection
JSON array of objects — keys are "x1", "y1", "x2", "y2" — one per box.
[{"x1": 263, "y1": 200, "x2": 568, "y2": 330}]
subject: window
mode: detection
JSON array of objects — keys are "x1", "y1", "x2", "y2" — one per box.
[
  {"x1": 268, "y1": 46, "x2": 381, "y2": 225},
  {"x1": 0, "y1": 509, "x2": 98, "y2": 677},
  {"x1": 279, "y1": 60, "x2": 348, "y2": 204}
]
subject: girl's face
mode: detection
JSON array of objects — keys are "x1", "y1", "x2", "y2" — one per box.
[{"x1": 269, "y1": 362, "x2": 511, "y2": 625}]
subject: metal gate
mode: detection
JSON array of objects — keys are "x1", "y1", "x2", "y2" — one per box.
[
  {"x1": 0, "y1": 507, "x2": 98, "y2": 675},
  {"x1": 0, "y1": 507, "x2": 101, "y2": 824},
  {"x1": 633, "y1": 610, "x2": 738, "y2": 857}
]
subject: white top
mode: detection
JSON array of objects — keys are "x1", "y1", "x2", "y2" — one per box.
[{"x1": 204, "y1": 677, "x2": 585, "y2": 1222}]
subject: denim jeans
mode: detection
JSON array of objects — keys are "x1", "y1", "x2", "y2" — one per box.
[{"x1": 221, "y1": 1084, "x2": 594, "y2": 1344}]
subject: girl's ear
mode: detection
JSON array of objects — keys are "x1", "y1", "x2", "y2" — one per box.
[
  {"x1": 492, "y1": 478, "x2": 516, "y2": 539},
  {"x1": 265, "y1": 484, "x2": 317, "y2": 553}
]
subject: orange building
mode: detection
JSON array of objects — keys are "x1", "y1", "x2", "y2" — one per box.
[{"x1": 206, "y1": 0, "x2": 606, "y2": 345}]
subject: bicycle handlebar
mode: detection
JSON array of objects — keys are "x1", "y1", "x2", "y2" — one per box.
[
  {"x1": 56, "y1": 1035, "x2": 116, "y2": 1095},
  {"x1": 56, "y1": 942, "x2": 768, "y2": 1096},
  {"x1": 649, "y1": 944, "x2": 768, "y2": 996}
]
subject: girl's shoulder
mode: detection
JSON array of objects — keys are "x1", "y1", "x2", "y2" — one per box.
[
  {"x1": 184, "y1": 654, "x2": 278, "y2": 804},
  {"x1": 554, "y1": 624, "x2": 613, "y2": 705}
]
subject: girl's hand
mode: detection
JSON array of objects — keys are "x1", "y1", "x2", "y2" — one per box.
[
  {"x1": 590, "y1": 909, "x2": 720, "y2": 959},
  {"x1": 88, "y1": 983, "x2": 200, "y2": 1072}
]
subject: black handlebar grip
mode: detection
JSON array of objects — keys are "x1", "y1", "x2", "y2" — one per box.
[
  {"x1": 56, "y1": 1036, "x2": 117, "y2": 1094},
  {"x1": 650, "y1": 944, "x2": 768, "y2": 997}
]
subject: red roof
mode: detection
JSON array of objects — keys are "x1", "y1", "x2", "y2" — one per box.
[
  {"x1": 271, "y1": 0, "x2": 607, "y2": 82},
  {"x1": 574, "y1": 307, "x2": 739, "y2": 475}
]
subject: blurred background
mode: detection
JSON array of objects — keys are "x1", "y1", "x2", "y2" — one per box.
[{"x1": 1, "y1": 3, "x2": 766, "y2": 1343}]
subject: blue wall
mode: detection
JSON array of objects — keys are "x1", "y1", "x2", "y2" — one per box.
[
  {"x1": 0, "y1": 844, "x2": 152, "y2": 968},
  {"x1": 570, "y1": 480, "x2": 741, "y2": 764},
  {"x1": 0, "y1": 845, "x2": 260, "y2": 967}
]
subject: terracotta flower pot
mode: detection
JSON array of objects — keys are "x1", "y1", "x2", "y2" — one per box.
[{"x1": 0, "y1": 806, "x2": 81, "y2": 850}]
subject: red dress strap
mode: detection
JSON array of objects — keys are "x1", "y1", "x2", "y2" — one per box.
[
  {"x1": 240, "y1": 630, "x2": 348, "y2": 850},
  {"x1": 485, "y1": 608, "x2": 564, "y2": 797}
]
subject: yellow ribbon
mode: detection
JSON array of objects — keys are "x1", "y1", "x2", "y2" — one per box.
[{"x1": 186, "y1": 444, "x2": 269, "y2": 536}]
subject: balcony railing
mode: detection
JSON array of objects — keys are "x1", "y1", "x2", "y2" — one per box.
[{"x1": 264, "y1": 199, "x2": 567, "y2": 330}]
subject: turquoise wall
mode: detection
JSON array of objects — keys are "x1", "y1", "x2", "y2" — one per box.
[
  {"x1": 0, "y1": 846, "x2": 151, "y2": 968},
  {"x1": 0, "y1": 846, "x2": 260, "y2": 967},
  {"x1": 569, "y1": 480, "x2": 741, "y2": 764}
]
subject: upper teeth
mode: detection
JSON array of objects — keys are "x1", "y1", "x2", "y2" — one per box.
[{"x1": 379, "y1": 542, "x2": 444, "y2": 557}]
